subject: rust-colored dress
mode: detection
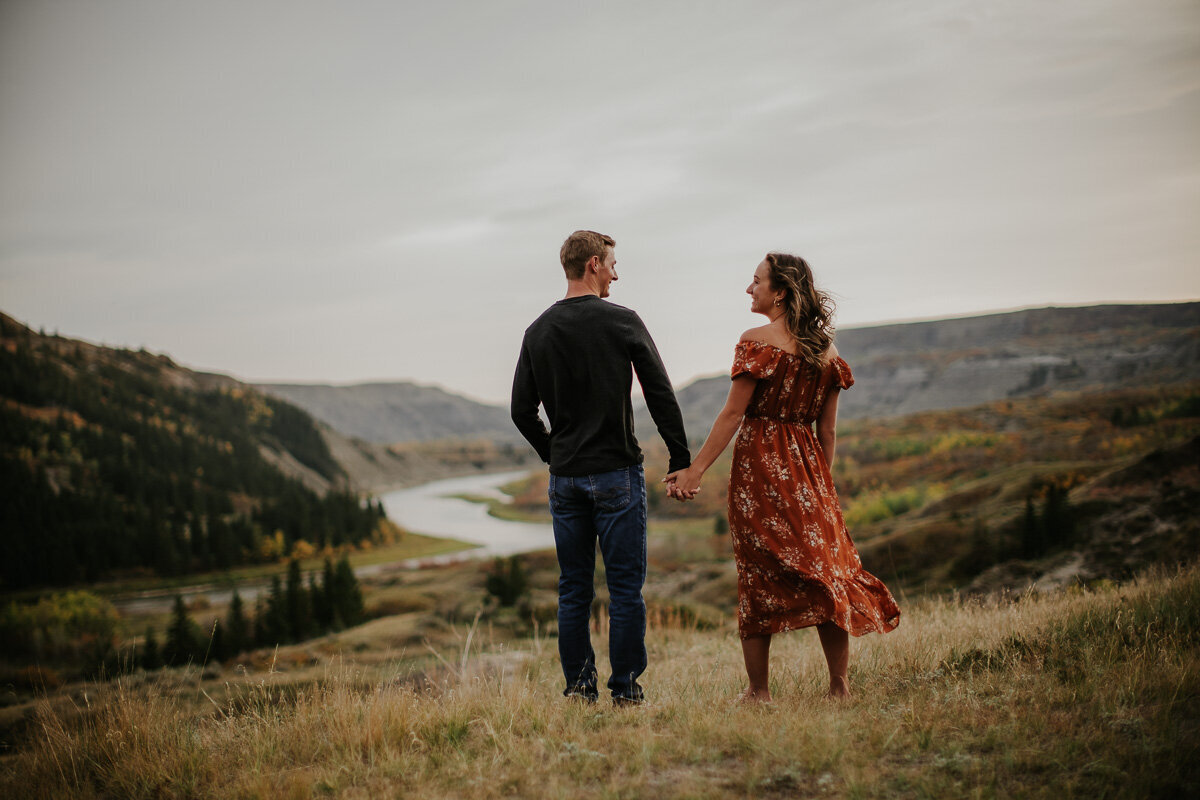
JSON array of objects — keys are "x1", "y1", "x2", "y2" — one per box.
[{"x1": 729, "y1": 340, "x2": 900, "y2": 638}]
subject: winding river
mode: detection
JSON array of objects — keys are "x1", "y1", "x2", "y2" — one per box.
[
  {"x1": 377, "y1": 469, "x2": 554, "y2": 561},
  {"x1": 111, "y1": 470, "x2": 551, "y2": 615}
]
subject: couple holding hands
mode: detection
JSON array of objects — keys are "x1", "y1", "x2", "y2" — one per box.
[{"x1": 511, "y1": 230, "x2": 899, "y2": 707}]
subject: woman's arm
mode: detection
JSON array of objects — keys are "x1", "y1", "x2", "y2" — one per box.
[
  {"x1": 663, "y1": 376, "x2": 756, "y2": 499},
  {"x1": 816, "y1": 387, "x2": 840, "y2": 468}
]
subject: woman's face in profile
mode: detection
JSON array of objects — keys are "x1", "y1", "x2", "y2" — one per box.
[{"x1": 746, "y1": 259, "x2": 779, "y2": 315}]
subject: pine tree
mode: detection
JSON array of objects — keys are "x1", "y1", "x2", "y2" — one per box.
[
  {"x1": 164, "y1": 596, "x2": 204, "y2": 666},
  {"x1": 332, "y1": 554, "x2": 364, "y2": 627},
  {"x1": 320, "y1": 557, "x2": 339, "y2": 630},
  {"x1": 308, "y1": 572, "x2": 328, "y2": 632},
  {"x1": 142, "y1": 626, "x2": 162, "y2": 671},
  {"x1": 285, "y1": 559, "x2": 313, "y2": 642},
  {"x1": 262, "y1": 575, "x2": 288, "y2": 645},
  {"x1": 1042, "y1": 482, "x2": 1075, "y2": 549},
  {"x1": 225, "y1": 590, "x2": 249, "y2": 658}
]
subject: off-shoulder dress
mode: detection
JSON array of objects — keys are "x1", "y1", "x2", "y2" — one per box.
[{"x1": 729, "y1": 340, "x2": 901, "y2": 638}]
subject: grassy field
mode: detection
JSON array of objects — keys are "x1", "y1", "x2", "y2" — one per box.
[{"x1": 2, "y1": 562, "x2": 1196, "y2": 799}]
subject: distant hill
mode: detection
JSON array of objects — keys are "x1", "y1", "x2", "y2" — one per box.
[
  {"x1": 256, "y1": 382, "x2": 520, "y2": 445},
  {"x1": 0, "y1": 313, "x2": 386, "y2": 589},
  {"x1": 325, "y1": 436, "x2": 539, "y2": 495},
  {"x1": 649, "y1": 303, "x2": 1200, "y2": 439},
  {"x1": 253, "y1": 304, "x2": 1197, "y2": 458}
]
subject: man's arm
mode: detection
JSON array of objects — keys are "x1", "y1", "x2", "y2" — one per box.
[
  {"x1": 628, "y1": 315, "x2": 691, "y2": 472},
  {"x1": 510, "y1": 340, "x2": 551, "y2": 463}
]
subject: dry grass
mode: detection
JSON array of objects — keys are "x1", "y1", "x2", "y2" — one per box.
[{"x1": 2, "y1": 565, "x2": 1197, "y2": 799}]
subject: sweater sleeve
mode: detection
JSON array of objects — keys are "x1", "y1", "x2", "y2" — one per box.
[
  {"x1": 510, "y1": 338, "x2": 551, "y2": 463},
  {"x1": 628, "y1": 314, "x2": 691, "y2": 472}
]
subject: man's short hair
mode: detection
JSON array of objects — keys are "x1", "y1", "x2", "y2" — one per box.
[{"x1": 560, "y1": 230, "x2": 615, "y2": 280}]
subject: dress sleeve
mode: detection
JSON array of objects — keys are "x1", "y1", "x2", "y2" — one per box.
[
  {"x1": 731, "y1": 340, "x2": 783, "y2": 380},
  {"x1": 832, "y1": 356, "x2": 855, "y2": 390}
]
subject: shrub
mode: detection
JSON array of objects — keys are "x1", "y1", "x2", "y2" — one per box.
[
  {"x1": 0, "y1": 591, "x2": 119, "y2": 662},
  {"x1": 843, "y1": 485, "x2": 937, "y2": 527},
  {"x1": 485, "y1": 556, "x2": 529, "y2": 607}
]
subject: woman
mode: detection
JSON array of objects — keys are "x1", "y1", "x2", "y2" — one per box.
[{"x1": 665, "y1": 253, "x2": 900, "y2": 702}]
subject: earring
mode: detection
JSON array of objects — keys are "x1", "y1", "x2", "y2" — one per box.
[{"x1": 773, "y1": 298, "x2": 782, "y2": 306}]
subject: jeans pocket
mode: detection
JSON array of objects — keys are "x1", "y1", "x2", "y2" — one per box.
[
  {"x1": 548, "y1": 475, "x2": 560, "y2": 514},
  {"x1": 591, "y1": 468, "x2": 631, "y2": 512}
]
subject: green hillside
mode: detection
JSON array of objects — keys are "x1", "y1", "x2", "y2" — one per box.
[{"x1": 0, "y1": 313, "x2": 384, "y2": 589}]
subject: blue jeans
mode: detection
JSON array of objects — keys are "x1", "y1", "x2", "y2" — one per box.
[{"x1": 548, "y1": 465, "x2": 648, "y2": 702}]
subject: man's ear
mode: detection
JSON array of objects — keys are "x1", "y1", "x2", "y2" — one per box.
[{"x1": 586, "y1": 255, "x2": 599, "y2": 274}]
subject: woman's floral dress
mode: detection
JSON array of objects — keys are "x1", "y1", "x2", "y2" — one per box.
[{"x1": 729, "y1": 340, "x2": 901, "y2": 638}]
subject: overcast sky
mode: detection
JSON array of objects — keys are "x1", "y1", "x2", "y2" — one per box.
[{"x1": 2, "y1": 0, "x2": 1197, "y2": 404}]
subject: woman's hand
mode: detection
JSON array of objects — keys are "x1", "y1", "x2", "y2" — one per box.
[{"x1": 663, "y1": 467, "x2": 702, "y2": 501}]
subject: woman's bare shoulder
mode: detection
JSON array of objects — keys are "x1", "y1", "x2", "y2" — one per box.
[{"x1": 738, "y1": 325, "x2": 772, "y2": 343}]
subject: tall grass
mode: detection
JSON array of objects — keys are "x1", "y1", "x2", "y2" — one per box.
[{"x1": 3, "y1": 566, "x2": 1197, "y2": 798}]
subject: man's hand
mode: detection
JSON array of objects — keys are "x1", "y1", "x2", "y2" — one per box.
[{"x1": 663, "y1": 467, "x2": 701, "y2": 502}]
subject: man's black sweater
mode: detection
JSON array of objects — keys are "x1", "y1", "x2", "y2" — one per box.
[{"x1": 511, "y1": 295, "x2": 691, "y2": 477}]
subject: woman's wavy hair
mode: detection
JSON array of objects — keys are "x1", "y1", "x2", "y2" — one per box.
[{"x1": 764, "y1": 252, "x2": 835, "y2": 370}]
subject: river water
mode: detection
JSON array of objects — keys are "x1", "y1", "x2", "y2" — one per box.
[
  {"x1": 111, "y1": 470, "x2": 551, "y2": 615},
  {"x1": 377, "y1": 469, "x2": 553, "y2": 561}
]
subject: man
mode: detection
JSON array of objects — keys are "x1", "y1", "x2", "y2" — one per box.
[{"x1": 511, "y1": 230, "x2": 691, "y2": 705}]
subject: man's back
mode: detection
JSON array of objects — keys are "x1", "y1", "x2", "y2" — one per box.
[{"x1": 512, "y1": 295, "x2": 689, "y2": 477}]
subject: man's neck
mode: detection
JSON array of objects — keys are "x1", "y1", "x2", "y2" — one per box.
[{"x1": 564, "y1": 278, "x2": 602, "y2": 299}]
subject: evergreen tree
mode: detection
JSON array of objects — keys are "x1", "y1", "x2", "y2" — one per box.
[
  {"x1": 308, "y1": 571, "x2": 328, "y2": 632},
  {"x1": 142, "y1": 626, "x2": 162, "y2": 671},
  {"x1": 225, "y1": 590, "x2": 249, "y2": 658},
  {"x1": 261, "y1": 575, "x2": 289, "y2": 645},
  {"x1": 331, "y1": 554, "x2": 364, "y2": 628},
  {"x1": 320, "y1": 557, "x2": 338, "y2": 629},
  {"x1": 285, "y1": 559, "x2": 313, "y2": 641},
  {"x1": 164, "y1": 596, "x2": 204, "y2": 666},
  {"x1": 1042, "y1": 483, "x2": 1075, "y2": 548}
]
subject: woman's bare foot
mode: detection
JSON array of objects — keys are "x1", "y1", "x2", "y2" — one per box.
[
  {"x1": 827, "y1": 676, "x2": 851, "y2": 699},
  {"x1": 737, "y1": 687, "x2": 773, "y2": 705}
]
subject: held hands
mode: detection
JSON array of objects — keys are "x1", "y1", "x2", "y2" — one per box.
[{"x1": 663, "y1": 467, "x2": 702, "y2": 502}]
